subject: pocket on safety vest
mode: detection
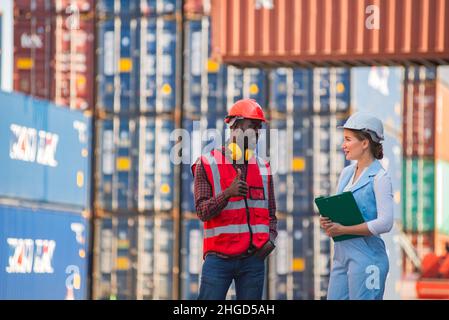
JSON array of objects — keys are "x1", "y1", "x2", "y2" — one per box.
[{"x1": 249, "y1": 186, "x2": 265, "y2": 200}]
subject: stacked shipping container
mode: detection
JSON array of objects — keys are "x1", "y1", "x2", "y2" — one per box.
[
  {"x1": 435, "y1": 66, "x2": 449, "y2": 257},
  {"x1": 93, "y1": 0, "x2": 182, "y2": 300},
  {"x1": 268, "y1": 67, "x2": 350, "y2": 300},
  {"x1": 181, "y1": 2, "x2": 242, "y2": 299},
  {"x1": 13, "y1": 0, "x2": 95, "y2": 111},
  {"x1": 401, "y1": 65, "x2": 449, "y2": 278},
  {"x1": 0, "y1": 90, "x2": 91, "y2": 299}
]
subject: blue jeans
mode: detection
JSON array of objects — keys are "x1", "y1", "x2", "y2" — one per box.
[{"x1": 198, "y1": 254, "x2": 265, "y2": 300}]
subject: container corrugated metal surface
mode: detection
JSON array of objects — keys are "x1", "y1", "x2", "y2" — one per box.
[
  {"x1": 270, "y1": 68, "x2": 313, "y2": 114},
  {"x1": 0, "y1": 91, "x2": 91, "y2": 209},
  {"x1": 436, "y1": 70, "x2": 449, "y2": 162},
  {"x1": 135, "y1": 215, "x2": 155, "y2": 299},
  {"x1": 53, "y1": 15, "x2": 95, "y2": 111},
  {"x1": 96, "y1": 17, "x2": 140, "y2": 114},
  {"x1": 184, "y1": 17, "x2": 230, "y2": 117},
  {"x1": 291, "y1": 217, "x2": 315, "y2": 300},
  {"x1": 269, "y1": 116, "x2": 314, "y2": 215},
  {"x1": 211, "y1": 0, "x2": 449, "y2": 67},
  {"x1": 402, "y1": 158, "x2": 435, "y2": 232},
  {"x1": 268, "y1": 216, "x2": 330, "y2": 300},
  {"x1": 14, "y1": 0, "x2": 94, "y2": 14},
  {"x1": 402, "y1": 231, "x2": 435, "y2": 275},
  {"x1": 180, "y1": 115, "x2": 227, "y2": 213},
  {"x1": 180, "y1": 218, "x2": 203, "y2": 299},
  {"x1": 313, "y1": 68, "x2": 350, "y2": 114},
  {"x1": 94, "y1": 216, "x2": 137, "y2": 299},
  {"x1": 13, "y1": 16, "x2": 53, "y2": 100},
  {"x1": 435, "y1": 233, "x2": 449, "y2": 256},
  {"x1": 96, "y1": 115, "x2": 174, "y2": 212},
  {"x1": 403, "y1": 66, "x2": 436, "y2": 157},
  {"x1": 436, "y1": 160, "x2": 449, "y2": 235},
  {"x1": 96, "y1": 0, "x2": 181, "y2": 17},
  {"x1": 312, "y1": 115, "x2": 348, "y2": 200},
  {"x1": 94, "y1": 214, "x2": 174, "y2": 299},
  {"x1": 352, "y1": 66, "x2": 403, "y2": 135},
  {"x1": 97, "y1": 16, "x2": 180, "y2": 114},
  {"x1": 268, "y1": 215, "x2": 289, "y2": 299},
  {"x1": 153, "y1": 215, "x2": 174, "y2": 299},
  {"x1": 184, "y1": 0, "x2": 211, "y2": 16},
  {"x1": 0, "y1": 204, "x2": 89, "y2": 299},
  {"x1": 14, "y1": 13, "x2": 95, "y2": 110}
]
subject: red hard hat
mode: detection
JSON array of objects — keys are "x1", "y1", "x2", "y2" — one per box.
[{"x1": 225, "y1": 99, "x2": 267, "y2": 123}]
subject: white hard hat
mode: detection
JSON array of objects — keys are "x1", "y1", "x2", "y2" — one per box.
[{"x1": 338, "y1": 112, "x2": 384, "y2": 142}]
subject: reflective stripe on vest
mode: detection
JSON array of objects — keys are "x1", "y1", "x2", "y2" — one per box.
[
  {"x1": 203, "y1": 152, "x2": 269, "y2": 210},
  {"x1": 204, "y1": 224, "x2": 270, "y2": 239}
]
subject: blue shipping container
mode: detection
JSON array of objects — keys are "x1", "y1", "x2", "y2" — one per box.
[
  {"x1": 180, "y1": 218, "x2": 203, "y2": 300},
  {"x1": 0, "y1": 205, "x2": 89, "y2": 299},
  {"x1": 97, "y1": 16, "x2": 179, "y2": 114},
  {"x1": 97, "y1": 0, "x2": 181, "y2": 16},
  {"x1": 268, "y1": 216, "x2": 289, "y2": 300},
  {"x1": 0, "y1": 91, "x2": 91, "y2": 209},
  {"x1": 96, "y1": 216, "x2": 155, "y2": 300},
  {"x1": 270, "y1": 68, "x2": 313, "y2": 114},
  {"x1": 312, "y1": 115, "x2": 348, "y2": 201},
  {"x1": 351, "y1": 66, "x2": 403, "y2": 134},
  {"x1": 97, "y1": 18, "x2": 140, "y2": 114},
  {"x1": 96, "y1": 116, "x2": 174, "y2": 212},
  {"x1": 314, "y1": 68, "x2": 350, "y2": 114},
  {"x1": 154, "y1": 215, "x2": 174, "y2": 299},
  {"x1": 243, "y1": 68, "x2": 267, "y2": 106},
  {"x1": 291, "y1": 117, "x2": 314, "y2": 214},
  {"x1": 184, "y1": 19, "x2": 203, "y2": 115}
]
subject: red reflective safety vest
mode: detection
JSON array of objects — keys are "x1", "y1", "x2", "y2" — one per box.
[{"x1": 192, "y1": 149, "x2": 271, "y2": 258}]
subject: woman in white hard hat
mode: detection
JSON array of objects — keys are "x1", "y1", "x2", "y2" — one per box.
[{"x1": 320, "y1": 112, "x2": 394, "y2": 300}]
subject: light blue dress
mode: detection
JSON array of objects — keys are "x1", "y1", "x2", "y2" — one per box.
[{"x1": 327, "y1": 160, "x2": 392, "y2": 300}]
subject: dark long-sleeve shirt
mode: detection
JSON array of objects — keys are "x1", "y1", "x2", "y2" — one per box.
[{"x1": 193, "y1": 151, "x2": 278, "y2": 244}]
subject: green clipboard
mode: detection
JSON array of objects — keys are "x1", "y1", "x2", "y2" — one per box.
[{"x1": 314, "y1": 192, "x2": 365, "y2": 242}]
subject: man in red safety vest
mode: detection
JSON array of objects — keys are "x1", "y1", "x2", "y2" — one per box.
[{"x1": 191, "y1": 98, "x2": 277, "y2": 300}]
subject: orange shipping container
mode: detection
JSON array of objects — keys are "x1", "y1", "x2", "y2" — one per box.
[
  {"x1": 436, "y1": 73, "x2": 449, "y2": 162},
  {"x1": 211, "y1": 0, "x2": 449, "y2": 67},
  {"x1": 436, "y1": 233, "x2": 449, "y2": 256}
]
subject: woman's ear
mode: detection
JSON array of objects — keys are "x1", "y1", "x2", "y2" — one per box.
[{"x1": 362, "y1": 139, "x2": 370, "y2": 150}]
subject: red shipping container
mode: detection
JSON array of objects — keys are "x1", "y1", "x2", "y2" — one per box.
[
  {"x1": 211, "y1": 0, "x2": 449, "y2": 67},
  {"x1": 13, "y1": 16, "x2": 54, "y2": 100},
  {"x1": 403, "y1": 73, "x2": 436, "y2": 157},
  {"x1": 15, "y1": 0, "x2": 94, "y2": 14},
  {"x1": 54, "y1": 0, "x2": 94, "y2": 14},
  {"x1": 184, "y1": 0, "x2": 211, "y2": 16},
  {"x1": 14, "y1": 0, "x2": 53, "y2": 15},
  {"x1": 53, "y1": 15, "x2": 95, "y2": 111},
  {"x1": 436, "y1": 79, "x2": 449, "y2": 162},
  {"x1": 402, "y1": 232, "x2": 435, "y2": 275}
]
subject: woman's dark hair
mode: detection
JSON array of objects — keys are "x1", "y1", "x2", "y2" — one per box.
[{"x1": 350, "y1": 129, "x2": 384, "y2": 159}]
